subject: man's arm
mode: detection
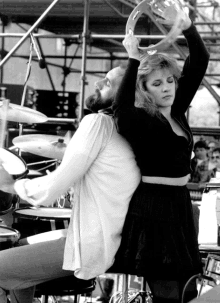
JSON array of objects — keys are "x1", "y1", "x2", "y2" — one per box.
[{"x1": 5, "y1": 114, "x2": 109, "y2": 207}]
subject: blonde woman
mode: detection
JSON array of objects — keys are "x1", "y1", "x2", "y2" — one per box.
[{"x1": 112, "y1": 11, "x2": 209, "y2": 303}]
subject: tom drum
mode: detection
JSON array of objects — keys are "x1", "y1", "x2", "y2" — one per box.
[
  {"x1": 12, "y1": 207, "x2": 71, "y2": 239},
  {"x1": 0, "y1": 225, "x2": 20, "y2": 250}
]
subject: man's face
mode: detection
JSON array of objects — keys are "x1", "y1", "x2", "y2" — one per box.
[
  {"x1": 194, "y1": 147, "x2": 208, "y2": 160},
  {"x1": 86, "y1": 67, "x2": 125, "y2": 112},
  {"x1": 211, "y1": 151, "x2": 220, "y2": 168}
]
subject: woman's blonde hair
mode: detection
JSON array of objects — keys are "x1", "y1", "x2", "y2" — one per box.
[{"x1": 135, "y1": 52, "x2": 181, "y2": 116}]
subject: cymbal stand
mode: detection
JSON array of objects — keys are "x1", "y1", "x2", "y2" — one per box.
[
  {"x1": 0, "y1": 87, "x2": 9, "y2": 148},
  {"x1": 13, "y1": 40, "x2": 34, "y2": 211},
  {"x1": 15, "y1": 38, "x2": 34, "y2": 210},
  {"x1": 0, "y1": 89, "x2": 21, "y2": 212},
  {"x1": 18, "y1": 38, "x2": 34, "y2": 148}
]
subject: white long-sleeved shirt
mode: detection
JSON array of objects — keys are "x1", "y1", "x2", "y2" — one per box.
[{"x1": 14, "y1": 113, "x2": 141, "y2": 279}]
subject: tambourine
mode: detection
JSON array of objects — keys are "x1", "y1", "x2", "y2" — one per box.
[{"x1": 126, "y1": 0, "x2": 186, "y2": 53}]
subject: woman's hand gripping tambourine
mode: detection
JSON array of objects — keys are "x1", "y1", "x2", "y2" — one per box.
[{"x1": 126, "y1": 0, "x2": 191, "y2": 54}]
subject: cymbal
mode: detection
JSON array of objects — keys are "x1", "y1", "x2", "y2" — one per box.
[
  {"x1": 0, "y1": 102, "x2": 48, "y2": 124},
  {"x1": 13, "y1": 134, "x2": 69, "y2": 160}
]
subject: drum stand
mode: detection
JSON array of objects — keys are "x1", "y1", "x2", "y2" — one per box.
[{"x1": 109, "y1": 274, "x2": 153, "y2": 303}]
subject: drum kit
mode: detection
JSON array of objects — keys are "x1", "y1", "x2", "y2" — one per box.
[{"x1": 0, "y1": 87, "x2": 73, "y2": 248}]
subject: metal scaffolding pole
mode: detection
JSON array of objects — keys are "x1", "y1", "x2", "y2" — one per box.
[
  {"x1": 79, "y1": 0, "x2": 90, "y2": 122},
  {"x1": 0, "y1": 33, "x2": 219, "y2": 40},
  {"x1": 0, "y1": 20, "x2": 5, "y2": 83},
  {"x1": 0, "y1": 0, "x2": 61, "y2": 69}
]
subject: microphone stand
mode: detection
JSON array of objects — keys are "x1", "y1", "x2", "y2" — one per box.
[
  {"x1": 0, "y1": 0, "x2": 61, "y2": 69},
  {"x1": 30, "y1": 33, "x2": 46, "y2": 69}
]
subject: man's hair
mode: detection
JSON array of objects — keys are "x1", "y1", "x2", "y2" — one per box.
[
  {"x1": 85, "y1": 92, "x2": 114, "y2": 113},
  {"x1": 194, "y1": 140, "x2": 209, "y2": 150},
  {"x1": 85, "y1": 94, "x2": 98, "y2": 113},
  {"x1": 212, "y1": 147, "x2": 220, "y2": 154},
  {"x1": 135, "y1": 52, "x2": 181, "y2": 117}
]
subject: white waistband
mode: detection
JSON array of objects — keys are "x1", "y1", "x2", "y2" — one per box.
[{"x1": 142, "y1": 175, "x2": 190, "y2": 186}]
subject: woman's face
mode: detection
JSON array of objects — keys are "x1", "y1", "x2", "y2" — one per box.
[{"x1": 145, "y1": 68, "x2": 176, "y2": 109}]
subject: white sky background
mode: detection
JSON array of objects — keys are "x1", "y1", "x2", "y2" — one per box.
[
  {"x1": 187, "y1": 0, "x2": 220, "y2": 127},
  {"x1": 189, "y1": 86, "x2": 220, "y2": 127}
]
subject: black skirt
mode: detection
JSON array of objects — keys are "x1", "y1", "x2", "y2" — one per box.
[{"x1": 110, "y1": 182, "x2": 202, "y2": 280}]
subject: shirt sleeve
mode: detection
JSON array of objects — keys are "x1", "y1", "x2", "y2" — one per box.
[
  {"x1": 172, "y1": 23, "x2": 210, "y2": 114},
  {"x1": 14, "y1": 114, "x2": 111, "y2": 207}
]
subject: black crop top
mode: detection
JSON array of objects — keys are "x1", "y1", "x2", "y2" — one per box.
[{"x1": 112, "y1": 24, "x2": 210, "y2": 178}]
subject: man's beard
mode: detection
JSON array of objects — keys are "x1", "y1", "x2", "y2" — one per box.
[{"x1": 85, "y1": 89, "x2": 113, "y2": 113}]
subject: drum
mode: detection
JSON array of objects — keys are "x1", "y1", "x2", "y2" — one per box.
[
  {"x1": 187, "y1": 182, "x2": 203, "y2": 202},
  {"x1": 0, "y1": 148, "x2": 28, "y2": 180},
  {"x1": 12, "y1": 207, "x2": 71, "y2": 239},
  {"x1": 0, "y1": 148, "x2": 28, "y2": 214},
  {"x1": 0, "y1": 225, "x2": 20, "y2": 250}
]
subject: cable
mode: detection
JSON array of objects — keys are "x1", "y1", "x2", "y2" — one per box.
[{"x1": 181, "y1": 273, "x2": 217, "y2": 303}]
